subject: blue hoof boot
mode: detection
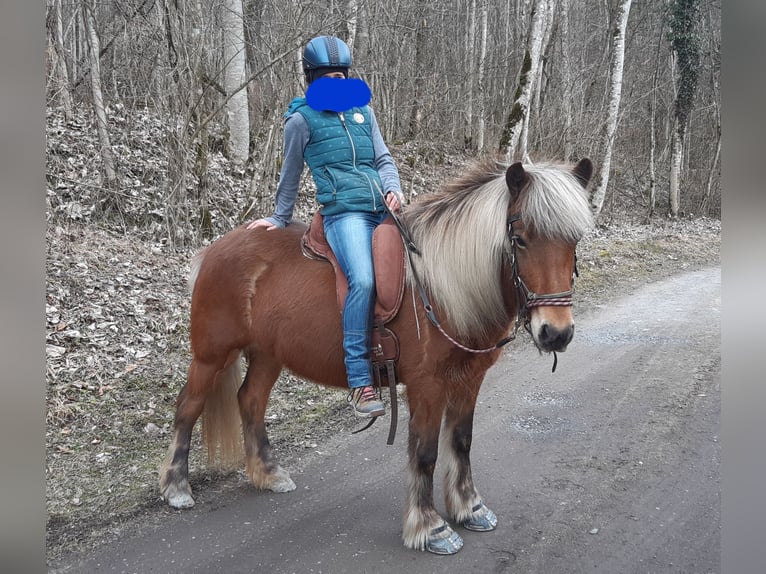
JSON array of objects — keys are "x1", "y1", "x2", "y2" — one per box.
[
  {"x1": 462, "y1": 502, "x2": 498, "y2": 532},
  {"x1": 426, "y1": 524, "x2": 464, "y2": 555}
]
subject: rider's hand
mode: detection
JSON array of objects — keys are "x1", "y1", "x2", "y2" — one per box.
[
  {"x1": 247, "y1": 218, "x2": 277, "y2": 231},
  {"x1": 385, "y1": 191, "x2": 403, "y2": 214}
]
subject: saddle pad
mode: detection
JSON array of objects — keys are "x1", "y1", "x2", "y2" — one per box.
[{"x1": 301, "y1": 212, "x2": 406, "y2": 324}]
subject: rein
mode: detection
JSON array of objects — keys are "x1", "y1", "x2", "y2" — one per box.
[{"x1": 407, "y1": 214, "x2": 577, "y2": 365}]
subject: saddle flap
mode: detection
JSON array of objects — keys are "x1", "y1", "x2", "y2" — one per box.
[
  {"x1": 300, "y1": 212, "x2": 406, "y2": 324},
  {"x1": 301, "y1": 211, "x2": 333, "y2": 262},
  {"x1": 372, "y1": 218, "x2": 406, "y2": 324}
]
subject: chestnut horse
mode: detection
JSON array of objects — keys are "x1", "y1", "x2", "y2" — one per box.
[{"x1": 159, "y1": 158, "x2": 594, "y2": 554}]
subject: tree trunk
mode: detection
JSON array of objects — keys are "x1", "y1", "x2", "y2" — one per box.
[
  {"x1": 408, "y1": 6, "x2": 428, "y2": 140},
  {"x1": 647, "y1": 99, "x2": 657, "y2": 219},
  {"x1": 465, "y1": 0, "x2": 477, "y2": 148},
  {"x1": 222, "y1": 0, "x2": 250, "y2": 167},
  {"x1": 48, "y1": 0, "x2": 74, "y2": 121},
  {"x1": 560, "y1": 0, "x2": 573, "y2": 160},
  {"x1": 647, "y1": 19, "x2": 665, "y2": 220},
  {"x1": 476, "y1": 0, "x2": 489, "y2": 151},
  {"x1": 83, "y1": 1, "x2": 117, "y2": 189},
  {"x1": 499, "y1": 0, "x2": 547, "y2": 161},
  {"x1": 701, "y1": 118, "x2": 721, "y2": 215},
  {"x1": 589, "y1": 0, "x2": 632, "y2": 216},
  {"x1": 667, "y1": 0, "x2": 702, "y2": 217},
  {"x1": 527, "y1": 0, "x2": 554, "y2": 156},
  {"x1": 341, "y1": 0, "x2": 359, "y2": 52},
  {"x1": 669, "y1": 126, "x2": 682, "y2": 216}
]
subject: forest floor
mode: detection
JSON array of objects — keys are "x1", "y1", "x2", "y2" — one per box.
[{"x1": 45, "y1": 108, "x2": 721, "y2": 566}]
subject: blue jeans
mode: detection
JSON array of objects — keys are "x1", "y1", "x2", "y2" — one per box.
[{"x1": 323, "y1": 211, "x2": 387, "y2": 389}]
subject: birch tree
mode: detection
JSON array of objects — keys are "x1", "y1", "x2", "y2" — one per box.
[
  {"x1": 499, "y1": 0, "x2": 548, "y2": 162},
  {"x1": 465, "y1": 0, "x2": 477, "y2": 147},
  {"x1": 589, "y1": 0, "x2": 631, "y2": 216},
  {"x1": 340, "y1": 0, "x2": 359, "y2": 52},
  {"x1": 560, "y1": 0, "x2": 573, "y2": 160},
  {"x1": 222, "y1": 0, "x2": 250, "y2": 167},
  {"x1": 476, "y1": 0, "x2": 489, "y2": 151}
]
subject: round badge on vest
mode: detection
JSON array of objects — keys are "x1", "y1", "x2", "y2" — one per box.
[{"x1": 353, "y1": 112, "x2": 365, "y2": 124}]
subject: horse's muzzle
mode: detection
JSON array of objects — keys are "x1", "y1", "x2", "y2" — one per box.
[{"x1": 535, "y1": 322, "x2": 574, "y2": 352}]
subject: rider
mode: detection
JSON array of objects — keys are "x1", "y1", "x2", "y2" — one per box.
[{"x1": 247, "y1": 35, "x2": 404, "y2": 419}]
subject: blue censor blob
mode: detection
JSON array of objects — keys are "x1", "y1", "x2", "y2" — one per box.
[{"x1": 306, "y1": 77, "x2": 372, "y2": 112}]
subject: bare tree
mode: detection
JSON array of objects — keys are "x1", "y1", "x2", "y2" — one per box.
[
  {"x1": 667, "y1": 0, "x2": 702, "y2": 217},
  {"x1": 589, "y1": 0, "x2": 632, "y2": 217},
  {"x1": 408, "y1": 4, "x2": 429, "y2": 139},
  {"x1": 340, "y1": 0, "x2": 359, "y2": 52},
  {"x1": 222, "y1": 0, "x2": 250, "y2": 167},
  {"x1": 700, "y1": 5, "x2": 721, "y2": 216},
  {"x1": 646, "y1": 14, "x2": 667, "y2": 219},
  {"x1": 82, "y1": 0, "x2": 117, "y2": 189},
  {"x1": 499, "y1": 0, "x2": 548, "y2": 161},
  {"x1": 465, "y1": 0, "x2": 477, "y2": 147},
  {"x1": 476, "y1": 0, "x2": 489, "y2": 151},
  {"x1": 47, "y1": 0, "x2": 74, "y2": 120},
  {"x1": 44, "y1": 0, "x2": 722, "y2": 243},
  {"x1": 559, "y1": 0, "x2": 573, "y2": 160}
]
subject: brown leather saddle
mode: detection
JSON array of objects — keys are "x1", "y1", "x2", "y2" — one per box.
[{"x1": 301, "y1": 212, "x2": 406, "y2": 444}]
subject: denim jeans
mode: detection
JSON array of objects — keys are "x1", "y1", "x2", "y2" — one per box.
[{"x1": 323, "y1": 211, "x2": 387, "y2": 389}]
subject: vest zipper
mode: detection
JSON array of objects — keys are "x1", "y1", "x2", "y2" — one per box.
[{"x1": 338, "y1": 112, "x2": 379, "y2": 211}]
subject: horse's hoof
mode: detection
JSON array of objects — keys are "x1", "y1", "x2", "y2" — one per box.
[
  {"x1": 166, "y1": 491, "x2": 195, "y2": 509},
  {"x1": 267, "y1": 466, "x2": 297, "y2": 493},
  {"x1": 426, "y1": 524, "x2": 463, "y2": 555},
  {"x1": 268, "y1": 476, "x2": 297, "y2": 493},
  {"x1": 462, "y1": 502, "x2": 497, "y2": 532}
]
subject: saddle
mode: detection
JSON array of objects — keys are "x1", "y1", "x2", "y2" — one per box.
[{"x1": 301, "y1": 212, "x2": 406, "y2": 444}]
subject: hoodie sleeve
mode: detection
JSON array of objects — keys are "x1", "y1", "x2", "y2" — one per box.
[
  {"x1": 368, "y1": 107, "x2": 403, "y2": 201},
  {"x1": 267, "y1": 112, "x2": 309, "y2": 228}
]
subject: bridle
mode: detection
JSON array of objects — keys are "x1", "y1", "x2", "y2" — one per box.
[
  {"x1": 408, "y1": 213, "x2": 579, "y2": 363},
  {"x1": 507, "y1": 214, "x2": 578, "y2": 336}
]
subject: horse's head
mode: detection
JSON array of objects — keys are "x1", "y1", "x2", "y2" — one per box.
[{"x1": 504, "y1": 159, "x2": 594, "y2": 353}]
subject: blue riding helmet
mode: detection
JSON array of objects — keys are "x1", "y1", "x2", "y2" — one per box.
[{"x1": 302, "y1": 36, "x2": 352, "y2": 83}]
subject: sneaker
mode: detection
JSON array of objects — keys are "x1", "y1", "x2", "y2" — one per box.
[{"x1": 348, "y1": 386, "x2": 385, "y2": 418}]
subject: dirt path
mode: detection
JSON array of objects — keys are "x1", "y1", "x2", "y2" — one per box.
[{"x1": 53, "y1": 266, "x2": 720, "y2": 573}]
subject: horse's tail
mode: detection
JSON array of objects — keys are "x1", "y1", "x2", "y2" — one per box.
[
  {"x1": 201, "y1": 354, "x2": 244, "y2": 469},
  {"x1": 190, "y1": 246, "x2": 244, "y2": 469},
  {"x1": 188, "y1": 247, "x2": 207, "y2": 293}
]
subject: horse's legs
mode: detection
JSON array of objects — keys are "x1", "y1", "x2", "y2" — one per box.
[
  {"x1": 237, "y1": 352, "x2": 296, "y2": 493},
  {"x1": 402, "y1": 383, "x2": 464, "y2": 554},
  {"x1": 442, "y1": 383, "x2": 498, "y2": 532},
  {"x1": 159, "y1": 357, "x2": 220, "y2": 509}
]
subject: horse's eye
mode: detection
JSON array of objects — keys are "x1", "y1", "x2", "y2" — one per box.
[{"x1": 513, "y1": 235, "x2": 528, "y2": 249}]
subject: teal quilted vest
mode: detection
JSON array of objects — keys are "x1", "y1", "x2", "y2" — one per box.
[{"x1": 288, "y1": 98, "x2": 384, "y2": 215}]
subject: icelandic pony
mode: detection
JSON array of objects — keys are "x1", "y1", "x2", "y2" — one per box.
[{"x1": 160, "y1": 158, "x2": 594, "y2": 554}]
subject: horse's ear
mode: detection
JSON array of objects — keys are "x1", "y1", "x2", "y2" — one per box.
[
  {"x1": 506, "y1": 162, "x2": 528, "y2": 198},
  {"x1": 572, "y1": 158, "x2": 593, "y2": 188}
]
